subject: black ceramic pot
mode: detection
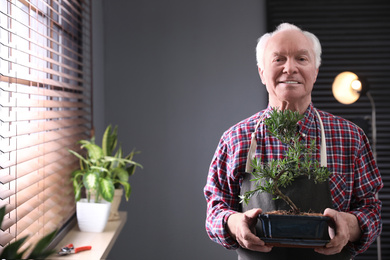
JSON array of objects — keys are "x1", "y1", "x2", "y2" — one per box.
[{"x1": 256, "y1": 214, "x2": 331, "y2": 248}]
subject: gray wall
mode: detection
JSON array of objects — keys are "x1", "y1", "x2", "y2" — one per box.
[
  {"x1": 92, "y1": 0, "x2": 105, "y2": 140},
  {"x1": 93, "y1": 1, "x2": 268, "y2": 259}
]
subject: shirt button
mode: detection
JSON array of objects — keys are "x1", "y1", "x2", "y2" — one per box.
[{"x1": 302, "y1": 133, "x2": 306, "y2": 137}]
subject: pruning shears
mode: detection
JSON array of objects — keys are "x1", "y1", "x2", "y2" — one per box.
[{"x1": 58, "y1": 243, "x2": 92, "y2": 256}]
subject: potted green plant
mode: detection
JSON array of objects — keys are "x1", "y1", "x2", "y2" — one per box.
[
  {"x1": 100, "y1": 125, "x2": 142, "y2": 220},
  {"x1": 69, "y1": 125, "x2": 142, "y2": 231},
  {"x1": 240, "y1": 108, "x2": 332, "y2": 248}
]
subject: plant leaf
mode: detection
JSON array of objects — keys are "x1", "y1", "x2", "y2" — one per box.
[
  {"x1": 71, "y1": 169, "x2": 84, "y2": 179},
  {"x1": 113, "y1": 168, "x2": 129, "y2": 182},
  {"x1": 74, "y1": 184, "x2": 83, "y2": 201},
  {"x1": 0, "y1": 236, "x2": 28, "y2": 259},
  {"x1": 83, "y1": 143, "x2": 104, "y2": 161},
  {"x1": 102, "y1": 125, "x2": 118, "y2": 157},
  {"x1": 119, "y1": 181, "x2": 131, "y2": 201},
  {"x1": 126, "y1": 165, "x2": 136, "y2": 176},
  {"x1": 68, "y1": 150, "x2": 89, "y2": 167},
  {"x1": 0, "y1": 206, "x2": 5, "y2": 228},
  {"x1": 83, "y1": 171, "x2": 99, "y2": 191},
  {"x1": 28, "y1": 229, "x2": 57, "y2": 259},
  {"x1": 90, "y1": 166, "x2": 109, "y2": 174},
  {"x1": 102, "y1": 124, "x2": 111, "y2": 156},
  {"x1": 99, "y1": 178, "x2": 115, "y2": 202}
]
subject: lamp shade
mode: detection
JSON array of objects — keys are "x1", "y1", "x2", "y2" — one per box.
[{"x1": 332, "y1": 71, "x2": 363, "y2": 104}]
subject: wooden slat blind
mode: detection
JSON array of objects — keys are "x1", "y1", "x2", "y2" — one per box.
[
  {"x1": 266, "y1": 1, "x2": 390, "y2": 259},
  {"x1": 0, "y1": 0, "x2": 91, "y2": 255}
]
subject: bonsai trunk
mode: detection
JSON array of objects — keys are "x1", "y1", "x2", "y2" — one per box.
[{"x1": 273, "y1": 170, "x2": 300, "y2": 214}]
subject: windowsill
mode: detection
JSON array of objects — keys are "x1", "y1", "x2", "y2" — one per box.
[{"x1": 48, "y1": 211, "x2": 127, "y2": 260}]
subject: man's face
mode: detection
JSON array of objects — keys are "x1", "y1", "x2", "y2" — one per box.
[{"x1": 259, "y1": 30, "x2": 318, "y2": 108}]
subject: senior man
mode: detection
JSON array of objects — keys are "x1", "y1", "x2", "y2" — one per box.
[{"x1": 204, "y1": 23, "x2": 382, "y2": 260}]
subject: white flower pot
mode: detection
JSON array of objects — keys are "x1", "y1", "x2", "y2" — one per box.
[{"x1": 76, "y1": 199, "x2": 111, "y2": 232}]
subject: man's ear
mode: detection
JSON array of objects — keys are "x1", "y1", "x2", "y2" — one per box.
[{"x1": 258, "y1": 66, "x2": 266, "y2": 85}]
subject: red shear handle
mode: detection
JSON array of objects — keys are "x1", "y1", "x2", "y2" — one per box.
[
  {"x1": 74, "y1": 246, "x2": 92, "y2": 253},
  {"x1": 65, "y1": 243, "x2": 74, "y2": 249}
]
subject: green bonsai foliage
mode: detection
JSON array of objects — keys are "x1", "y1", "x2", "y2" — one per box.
[
  {"x1": 69, "y1": 125, "x2": 142, "y2": 203},
  {"x1": 240, "y1": 108, "x2": 330, "y2": 214},
  {"x1": 0, "y1": 207, "x2": 57, "y2": 259}
]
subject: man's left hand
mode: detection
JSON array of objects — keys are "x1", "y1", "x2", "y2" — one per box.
[{"x1": 315, "y1": 208, "x2": 361, "y2": 255}]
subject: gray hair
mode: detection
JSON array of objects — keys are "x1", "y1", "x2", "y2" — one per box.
[{"x1": 256, "y1": 23, "x2": 322, "y2": 70}]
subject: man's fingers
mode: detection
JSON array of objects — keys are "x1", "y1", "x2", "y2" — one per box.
[
  {"x1": 315, "y1": 208, "x2": 351, "y2": 255},
  {"x1": 234, "y1": 208, "x2": 273, "y2": 253},
  {"x1": 244, "y1": 208, "x2": 263, "y2": 218}
]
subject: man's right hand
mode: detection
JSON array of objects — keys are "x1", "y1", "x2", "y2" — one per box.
[{"x1": 226, "y1": 208, "x2": 273, "y2": 252}]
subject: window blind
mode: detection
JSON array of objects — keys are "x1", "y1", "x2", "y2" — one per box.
[
  {"x1": 266, "y1": 0, "x2": 390, "y2": 259},
  {"x1": 0, "y1": 0, "x2": 91, "y2": 255}
]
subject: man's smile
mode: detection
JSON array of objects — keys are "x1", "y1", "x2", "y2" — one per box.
[{"x1": 279, "y1": 80, "x2": 301, "y2": 84}]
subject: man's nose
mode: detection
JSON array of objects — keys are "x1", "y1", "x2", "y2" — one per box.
[{"x1": 283, "y1": 59, "x2": 297, "y2": 74}]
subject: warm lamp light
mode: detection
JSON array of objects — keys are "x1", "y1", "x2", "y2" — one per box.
[
  {"x1": 332, "y1": 71, "x2": 364, "y2": 104},
  {"x1": 351, "y1": 79, "x2": 362, "y2": 91}
]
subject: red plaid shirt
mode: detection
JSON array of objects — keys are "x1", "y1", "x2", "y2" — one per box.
[{"x1": 204, "y1": 103, "x2": 383, "y2": 256}]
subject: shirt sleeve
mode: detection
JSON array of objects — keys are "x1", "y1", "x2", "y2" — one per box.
[
  {"x1": 204, "y1": 136, "x2": 241, "y2": 249},
  {"x1": 347, "y1": 133, "x2": 383, "y2": 255}
]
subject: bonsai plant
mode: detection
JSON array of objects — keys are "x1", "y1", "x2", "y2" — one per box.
[
  {"x1": 239, "y1": 108, "x2": 332, "y2": 247},
  {"x1": 0, "y1": 207, "x2": 57, "y2": 259},
  {"x1": 68, "y1": 125, "x2": 142, "y2": 231}
]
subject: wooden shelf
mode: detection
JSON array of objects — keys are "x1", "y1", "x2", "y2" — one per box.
[{"x1": 49, "y1": 211, "x2": 127, "y2": 260}]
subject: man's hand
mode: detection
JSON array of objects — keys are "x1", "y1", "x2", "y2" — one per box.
[
  {"x1": 315, "y1": 208, "x2": 362, "y2": 255},
  {"x1": 226, "y1": 208, "x2": 273, "y2": 252}
]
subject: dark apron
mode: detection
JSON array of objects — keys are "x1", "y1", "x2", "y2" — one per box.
[{"x1": 237, "y1": 110, "x2": 351, "y2": 260}]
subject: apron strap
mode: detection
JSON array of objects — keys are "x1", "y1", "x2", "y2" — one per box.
[
  {"x1": 245, "y1": 115, "x2": 264, "y2": 173},
  {"x1": 315, "y1": 109, "x2": 327, "y2": 167},
  {"x1": 245, "y1": 109, "x2": 327, "y2": 172}
]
